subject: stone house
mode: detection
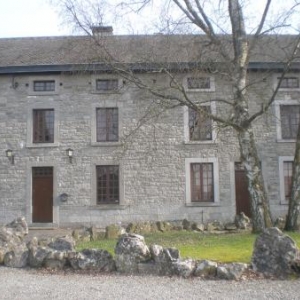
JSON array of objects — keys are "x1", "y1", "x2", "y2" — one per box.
[{"x1": 0, "y1": 29, "x2": 299, "y2": 227}]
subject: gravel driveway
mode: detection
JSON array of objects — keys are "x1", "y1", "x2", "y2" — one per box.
[{"x1": 1, "y1": 267, "x2": 300, "y2": 300}]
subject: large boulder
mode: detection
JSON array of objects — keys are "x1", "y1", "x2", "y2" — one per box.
[
  {"x1": 150, "y1": 244, "x2": 180, "y2": 276},
  {"x1": 69, "y1": 249, "x2": 115, "y2": 272},
  {"x1": 5, "y1": 217, "x2": 28, "y2": 239},
  {"x1": 251, "y1": 227, "x2": 299, "y2": 277},
  {"x1": 0, "y1": 217, "x2": 29, "y2": 265},
  {"x1": 114, "y1": 234, "x2": 151, "y2": 273},
  {"x1": 3, "y1": 243, "x2": 28, "y2": 268}
]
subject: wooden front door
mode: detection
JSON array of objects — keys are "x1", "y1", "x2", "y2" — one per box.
[
  {"x1": 235, "y1": 163, "x2": 252, "y2": 218},
  {"x1": 32, "y1": 167, "x2": 53, "y2": 223}
]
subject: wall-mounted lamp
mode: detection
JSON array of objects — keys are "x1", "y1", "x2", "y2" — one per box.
[
  {"x1": 66, "y1": 148, "x2": 73, "y2": 163},
  {"x1": 5, "y1": 149, "x2": 15, "y2": 165}
]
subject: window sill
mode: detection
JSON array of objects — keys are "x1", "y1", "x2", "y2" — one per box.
[
  {"x1": 28, "y1": 92, "x2": 59, "y2": 96},
  {"x1": 280, "y1": 201, "x2": 289, "y2": 205},
  {"x1": 26, "y1": 142, "x2": 59, "y2": 148},
  {"x1": 186, "y1": 202, "x2": 220, "y2": 207},
  {"x1": 186, "y1": 89, "x2": 215, "y2": 93},
  {"x1": 277, "y1": 139, "x2": 296, "y2": 143},
  {"x1": 183, "y1": 140, "x2": 216, "y2": 145},
  {"x1": 91, "y1": 90, "x2": 121, "y2": 95},
  {"x1": 89, "y1": 204, "x2": 128, "y2": 210},
  {"x1": 91, "y1": 141, "x2": 122, "y2": 147}
]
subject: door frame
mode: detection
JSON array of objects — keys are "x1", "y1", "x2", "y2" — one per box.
[
  {"x1": 230, "y1": 160, "x2": 267, "y2": 218},
  {"x1": 26, "y1": 162, "x2": 58, "y2": 226}
]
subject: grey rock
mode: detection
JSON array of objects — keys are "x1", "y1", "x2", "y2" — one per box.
[
  {"x1": 150, "y1": 244, "x2": 180, "y2": 276},
  {"x1": 105, "y1": 224, "x2": 125, "y2": 239},
  {"x1": 28, "y1": 246, "x2": 51, "y2": 268},
  {"x1": 173, "y1": 259, "x2": 195, "y2": 278},
  {"x1": 224, "y1": 223, "x2": 238, "y2": 231},
  {"x1": 182, "y1": 219, "x2": 191, "y2": 230},
  {"x1": 207, "y1": 220, "x2": 224, "y2": 231},
  {"x1": 191, "y1": 222, "x2": 205, "y2": 232},
  {"x1": 48, "y1": 236, "x2": 76, "y2": 251},
  {"x1": 72, "y1": 228, "x2": 91, "y2": 242},
  {"x1": 68, "y1": 249, "x2": 115, "y2": 272},
  {"x1": 4, "y1": 244, "x2": 28, "y2": 268},
  {"x1": 44, "y1": 250, "x2": 68, "y2": 269},
  {"x1": 216, "y1": 263, "x2": 248, "y2": 280},
  {"x1": 5, "y1": 217, "x2": 28, "y2": 240},
  {"x1": 115, "y1": 234, "x2": 151, "y2": 273},
  {"x1": 234, "y1": 212, "x2": 251, "y2": 229},
  {"x1": 194, "y1": 260, "x2": 218, "y2": 277},
  {"x1": 251, "y1": 227, "x2": 299, "y2": 277},
  {"x1": 274, "y1": 217, "x2": 286, "y2": 230}
]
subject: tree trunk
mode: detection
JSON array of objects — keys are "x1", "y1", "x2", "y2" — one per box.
[
  {"x1": 285, "y1": 121, "x2": 300, "y2": 231},
  {"x1": 237, "y1": 126, "x2": 273, "y2": 233}
]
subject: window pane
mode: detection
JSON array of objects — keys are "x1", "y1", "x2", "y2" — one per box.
[
  {"x1": 33, "y1": 80, "x2": 55, "y2": 92},
  {"x1": 278, "y1": 77, "x2": 299, "y2": 89},
  {"x1": 280, "y1": 105, "x2": 300, "y2": 139},
  {"x1": 96, "y1": 165, "x2": 119, "y2": 204},
  {"x1": 191, "y1": 163, "x2": 214, "y2": 202},
  {"x1": 189, "y1": 106, "x2": 212, "y2": 141},
  {"x1": 187, "y1": 77, "x2": 210, "y2": 89},
  {"x1": 284, "y1": 161, "x2": 293, "y2": 201},
  {"x1": 96, "y1": 108, "x2": 118, "y2": 142},
  {"x1": 96, "y1": 79, "x2": 118, "y2": 91},
  {"x1": 33, "y1": 109, "x2": 54, "y2": 143}
]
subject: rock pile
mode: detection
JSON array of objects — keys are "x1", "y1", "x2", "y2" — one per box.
[{"x1": 1, "y1": 218, "x2": 300, "y2": 280}]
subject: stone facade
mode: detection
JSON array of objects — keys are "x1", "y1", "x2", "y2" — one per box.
[{"x1": 0, "y1": 34, "x2": 298, "y2": 228}]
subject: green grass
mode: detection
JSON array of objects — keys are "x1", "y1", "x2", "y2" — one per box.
[{"x1": 76, "y1": 231, "x2": 300, "y2": 264}]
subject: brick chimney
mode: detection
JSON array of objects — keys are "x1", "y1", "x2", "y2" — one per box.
[{"x1": 91, "y1": 26, "x2": 113, "y2": 37}]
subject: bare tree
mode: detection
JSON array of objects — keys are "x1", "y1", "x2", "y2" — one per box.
[{"x1": 53, "y1": 0, "x2": 300, "y2": 232}]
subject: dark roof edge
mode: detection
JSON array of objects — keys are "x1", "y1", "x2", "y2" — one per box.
[{"x1": 1, "y1": 62, "x2": 300, "y2": 74}]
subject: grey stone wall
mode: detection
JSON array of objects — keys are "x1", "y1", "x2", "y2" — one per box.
[{"x1": 0, "y1": 71, "x2": 294, "y2": 227}]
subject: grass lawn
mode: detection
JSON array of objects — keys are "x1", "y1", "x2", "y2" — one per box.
[{"x1": 76, "y1": 231, "x2": 300, "y2": 264}]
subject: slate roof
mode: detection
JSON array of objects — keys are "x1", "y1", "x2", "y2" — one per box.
[{"x1": 0, "y1": 34, "x2": 299, "y2": 74}]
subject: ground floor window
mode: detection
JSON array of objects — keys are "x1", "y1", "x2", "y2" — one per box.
[
  {"x1": 190, "y1": 163, "x2": 214, "y2": 202},
  {"x1": 185, "y1": 158, "x2": 219, "y2": 205},
  {"x1": 96, "y1": 165, "x2": 119, "y2": 204},
  {"x1": 283, "y1": 161, "x2": 293, "y2": 201}
]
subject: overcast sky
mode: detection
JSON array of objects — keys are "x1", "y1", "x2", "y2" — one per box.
[
  {"x1": 0, "y1": 0, "x2": 298, "y2": 38},
  {"x1": 0, "y1": 0, "x2": 70, "y2": 38}
]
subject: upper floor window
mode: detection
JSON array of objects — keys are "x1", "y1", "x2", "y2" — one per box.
[
  {"x1": 189, "y1": 106, "x2": 212, "y2": 141},
  {"x1": 187, "y1": 77, "x2": 210, "y2": 90},
  {"x1": 280, "y1": 105, "x2": 300, "y2": 139},
  {"x1": 96, "y1": 108, "x2": 118, "y2": 142},
  {"x1": 33, "y1": 80, "x2": 55, "y2": 92},
  {"x1": 96, "y1": 79, "x2": 118, "y2": 92},
  {"x1": 190, "y1": 163, "x2": 214, "y2": 202},
  {"x1": 96, "y1": 165, "x2": 119, "y2": 204},
  {"x1": 279, "y1": 77, "x2": 299, "y2": 89},
  {"x1": 33, "y1": 109, "x2": 54, "y2": 143}
]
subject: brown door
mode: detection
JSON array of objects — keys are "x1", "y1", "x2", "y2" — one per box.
[
  {"x1": 32, "y1": 167, "x2": 53, "y2": 223},
  {"x1": 235, "y1": 163, "x2": 252, "y2": 218}
]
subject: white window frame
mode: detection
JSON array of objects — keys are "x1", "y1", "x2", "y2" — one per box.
[
  {"x1": 185, "y1": 157, "x2": 219, "y2": 206},
  {"x1": 184, "y1": 75, "x2": 215, "y2": 92},
  {"x1": 26, "y1": 103, "x2": 59, "y2": 148},
  {"x1": 279, "y1": 156, "x2": 294, "y2": 205},
  {"x1": 274, "y1": 100, "x2": 300, "y2": 142},
  {"x1": 273, "y1": 73, "x2": 300, "y2": 92},
  {"x1": 28, "y1": 76, "x2": 60, "y2": 96},
  {"x1": 91, "y1": 100, "x2": 123, "y2": 146},
  {"x1": 183, "y1": 101, "x2": 217, "y2": 144}
]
